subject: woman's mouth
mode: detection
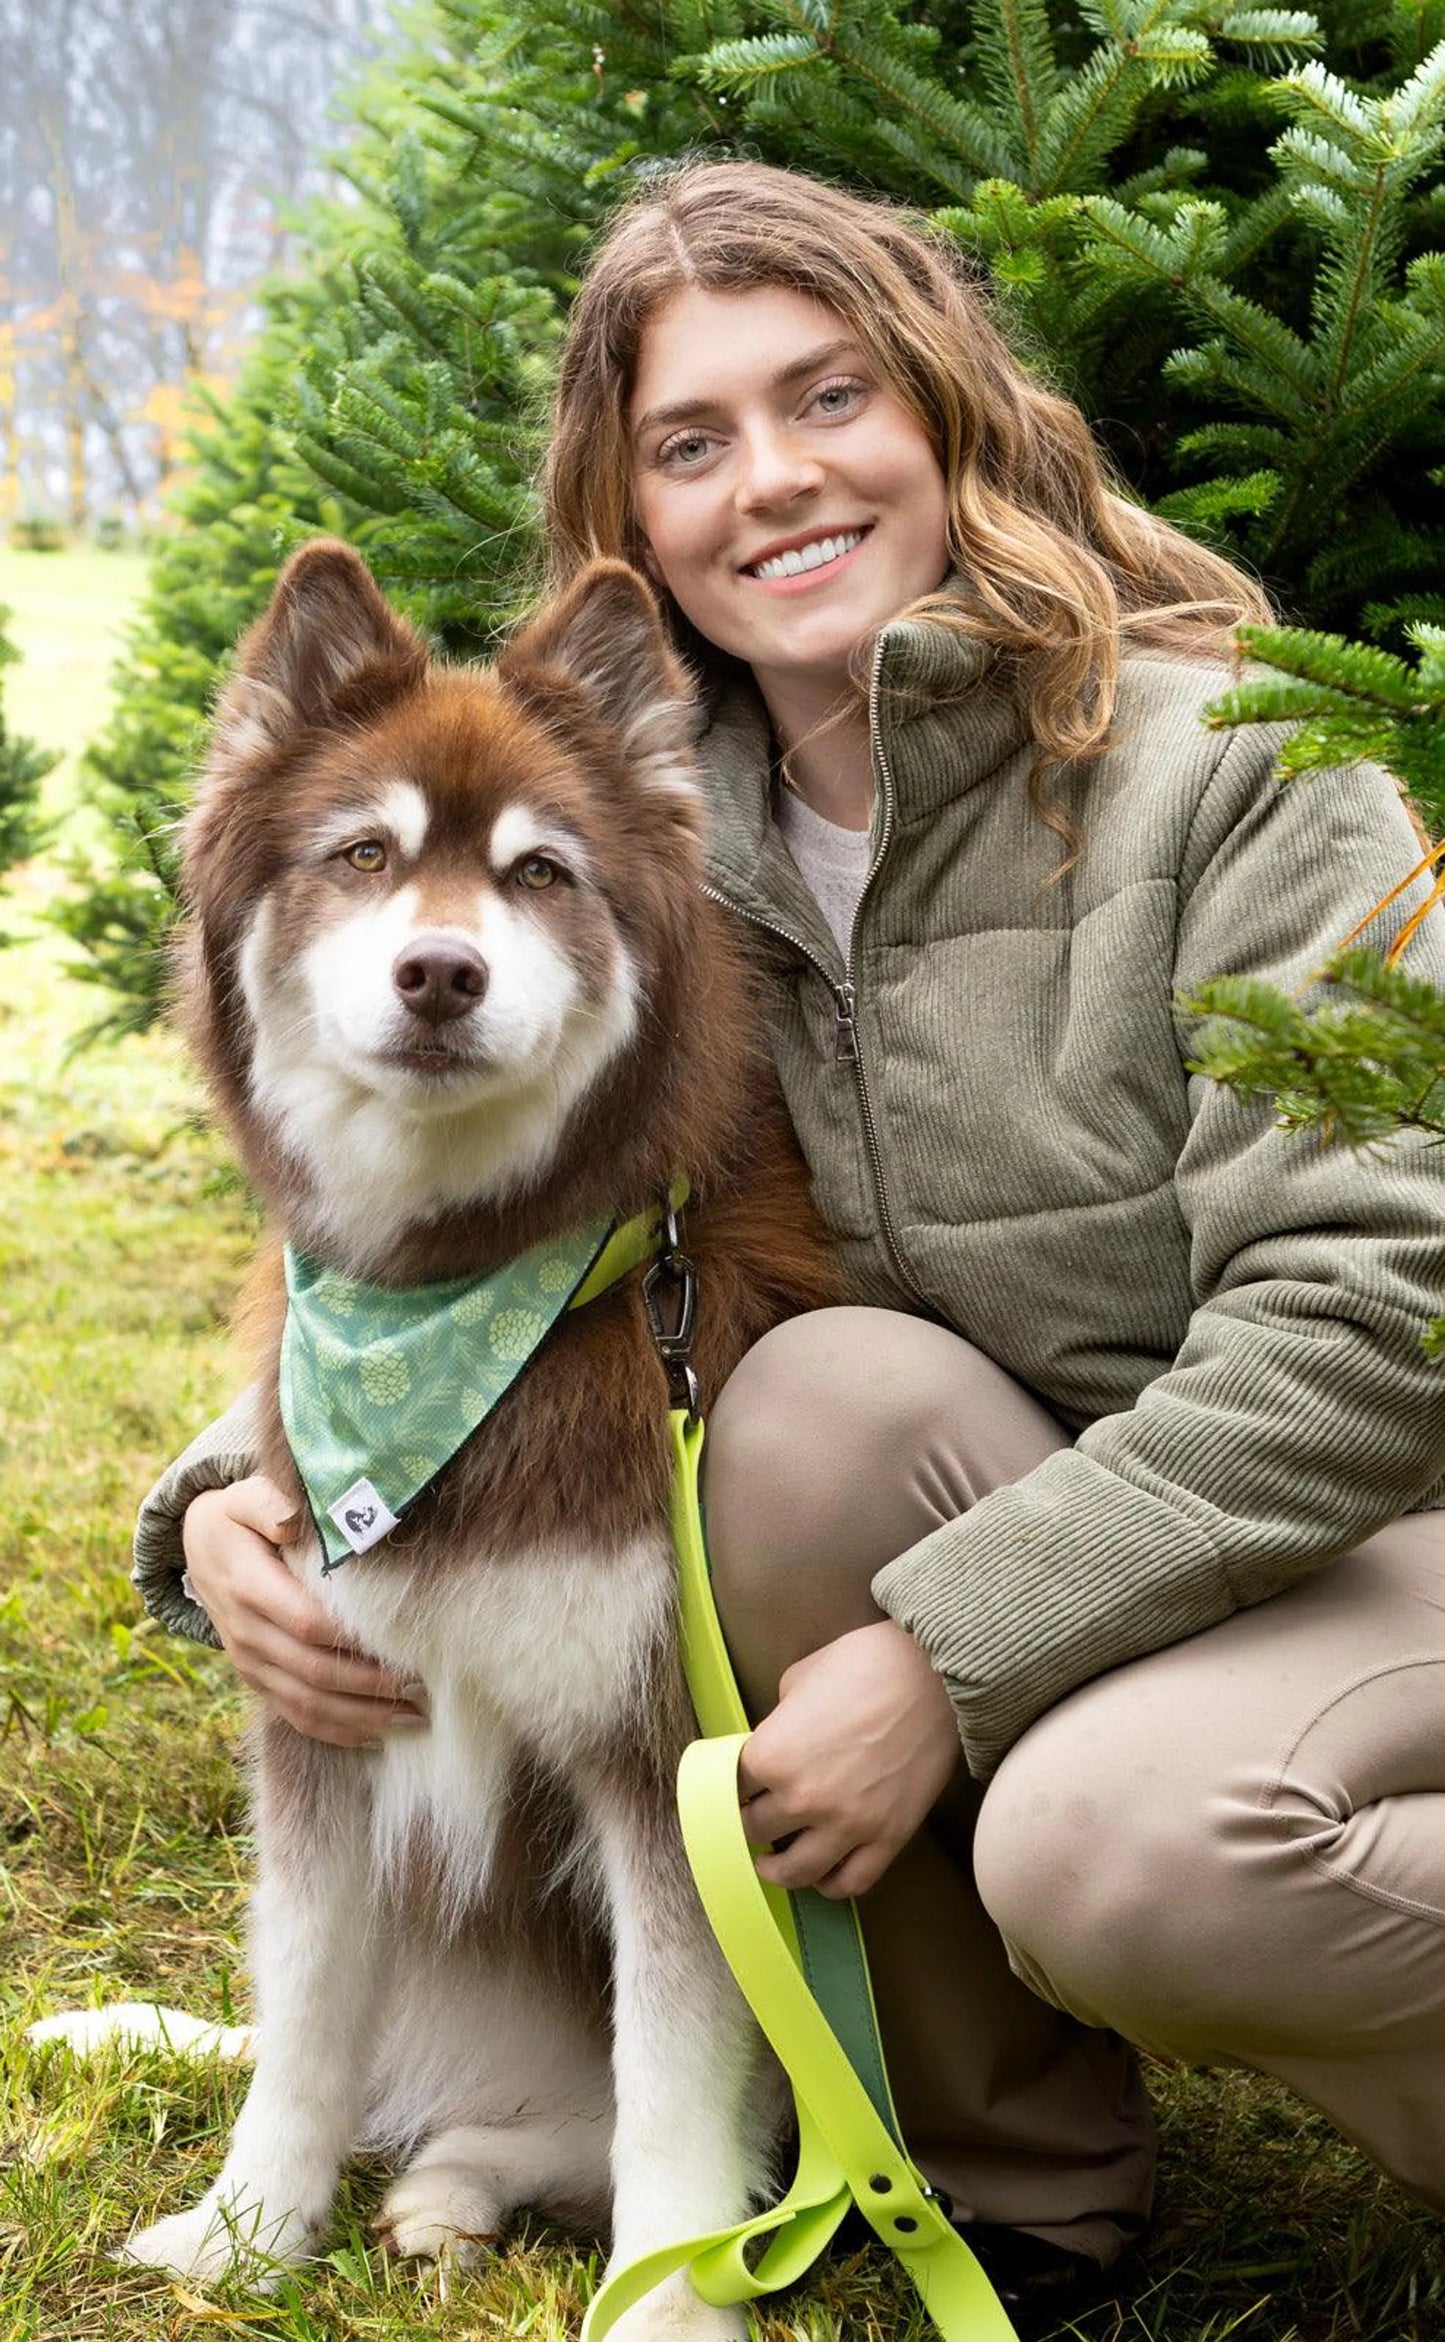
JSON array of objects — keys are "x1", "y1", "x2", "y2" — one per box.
[{"x1": 742, "y1": 526, "x2": 872, "y2": 593}]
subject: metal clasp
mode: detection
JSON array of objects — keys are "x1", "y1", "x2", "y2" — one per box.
[{"x1": 642, "y1": 1197, "x2": 700, "y2": 1421}]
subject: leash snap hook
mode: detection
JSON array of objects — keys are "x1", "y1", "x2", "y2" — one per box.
[{"x1": 643, "y1": 1211, "x2": 700, "y2": 1423}]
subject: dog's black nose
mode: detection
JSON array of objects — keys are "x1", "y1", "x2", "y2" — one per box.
[{"x1": 392, "y1": 938, "x2": 489, "y2": 1025}]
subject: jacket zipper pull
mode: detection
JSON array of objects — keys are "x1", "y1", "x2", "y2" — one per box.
[{"x1": 833, "y1": 981, "x2": 860, "y2": 1063}]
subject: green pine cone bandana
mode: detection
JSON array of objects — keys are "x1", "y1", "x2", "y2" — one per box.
[{"x1": 281, "y1": 1220, "x2": 614, "y2": 1571}]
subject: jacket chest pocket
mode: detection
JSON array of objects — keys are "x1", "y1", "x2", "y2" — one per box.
[{"x1": 865, "y1": 891, "x2": 1190, "y2": 1228}]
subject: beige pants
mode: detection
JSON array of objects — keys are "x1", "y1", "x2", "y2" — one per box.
[{"x1": 701, "y1": 1307, "x2": 1445, "y2": 2264}]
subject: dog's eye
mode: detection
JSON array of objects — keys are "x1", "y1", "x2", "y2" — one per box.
[
  {"x1": 344, "y1": 840, "x2": 387, "y2": 872},
  {"x1": 515, "y1": 856, "x2": 559, "y2": 891}
]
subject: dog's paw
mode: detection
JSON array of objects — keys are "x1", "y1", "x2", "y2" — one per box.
[
  {"x1": 607, "y1": 2273, "x2": 748, "y2": 2342},
  {"x1": 121, "y1": 2190, "x2": 315, "y2": 2288},
  {"x1": 372, "y1": 2156, "x2": 502, "y2": 2267}
]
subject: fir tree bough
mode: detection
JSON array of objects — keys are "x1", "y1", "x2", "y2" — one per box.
[
  {"x1": 0, "y1": 606, "x2": 58, "y2": 897},
  {"x1": 1184, "y1": 620, "x2": 1445, "y2": 1349},
  {"x1": 1078, "y1": 39, "x2": 1445, "y2": 616}
]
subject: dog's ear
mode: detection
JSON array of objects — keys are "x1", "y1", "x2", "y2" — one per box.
[
  {"x1": 210, "y1": 539, "x2": 429, "y2": 763},
  {"x1": 498, "y1": 560, "x2": 699, "y2": 797}
]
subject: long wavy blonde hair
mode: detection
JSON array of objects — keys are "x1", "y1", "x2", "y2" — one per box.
[{"x1": 544, "y1": 157, "x2": 1273, "y2": 769}]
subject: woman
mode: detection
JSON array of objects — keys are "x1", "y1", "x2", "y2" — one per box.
[{"x1": 135, "y1": 160, "x2": 1445, "y2": 2330}]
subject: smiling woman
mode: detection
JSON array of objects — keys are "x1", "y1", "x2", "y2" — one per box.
[
  {"x1": 624, "y1": 284, "x2": 951, "y2": 830},
  {"x1": 132, "y1": 156, "x2": 1445, "y2": 2336},
  {"x1": 545, "y1": 163, "x2": 1271, "y2": 774},
  {"x1": 636, "y1": 291, "x2": 946, "y2": 737}
]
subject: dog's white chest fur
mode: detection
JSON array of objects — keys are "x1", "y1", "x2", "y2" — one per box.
[
  {"x1": 299, "y1": 1528, "x2": 676, "y2": 1897},
  {"x1": 309, "y1": 1527, "x2": 674, "y2": 1734}
]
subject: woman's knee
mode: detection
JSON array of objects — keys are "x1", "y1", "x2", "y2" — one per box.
[
  {"x1": 702, "y1": 1308, "x2": 1070, "y2": 1713},
  {"x1": 973, "y1": 1705, "x2": 1287, "y2": 2060},
  {"x1": 976, "y1": 1619, "x2": 1445, "y2": 2065},
  {"x1": 704, "y1": 1308, "x2": 1067, "y2": 1603},
  {"x1": 710, "y1": 1307, "x2": 941, "y2": 1528},
  {"x1": 702, "y1": 1310, "x2": 948, "y2": 1700}
]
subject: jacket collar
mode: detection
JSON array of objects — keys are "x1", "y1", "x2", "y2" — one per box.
[{"x1": 695, "y1": 598, "x2": 1028, "y2": 929}]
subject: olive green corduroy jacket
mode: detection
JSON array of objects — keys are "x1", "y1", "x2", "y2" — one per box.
[
  {"x1": 692, "y1": 621, "x2": 1445, "y2": 1776},
  {"x1": 132, "y1": 617, "x2": 1445, "y2": 1780}
]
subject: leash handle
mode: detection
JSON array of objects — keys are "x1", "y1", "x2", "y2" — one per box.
[
  {"x1": 581, "y1": 1725, "x2": 1017, "y2": 2342},
  {"x1": 680, "y1": 1733, "x2": 951, "y2": 2239},
  {"x1": 677, "y1": 1734, "x2": 1022, "y2": 2341}
]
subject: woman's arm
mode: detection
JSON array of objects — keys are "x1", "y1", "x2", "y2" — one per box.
[
  {"x1": 874, "y1": 735, "x2": 1445, "y2": 1781},
  {"x1": 134, "y1": 1391, "x2": 425, "y2": 1745},
  {"x1": 132, "y1": 1384, "x2": 266, "y2": 1645}
]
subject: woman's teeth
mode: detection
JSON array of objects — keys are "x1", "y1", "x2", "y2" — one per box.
[{"x1": 750, "y1": 529, "x2": 866, "y2": 580}]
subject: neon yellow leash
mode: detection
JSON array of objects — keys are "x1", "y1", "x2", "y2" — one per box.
[{"x1": 581, "y1": 1204, "x2": 1018, "y2": 2339}]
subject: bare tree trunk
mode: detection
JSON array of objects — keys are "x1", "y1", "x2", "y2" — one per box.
[
  {"x1": 81, "y1": 361, "x2": 147, "y2": 510},
  {"x1": 37, "y1": 88, "x2": 89, "y2": 533},
  {"x1": 1, "y1": 0, "x2": 388, "y2": 525}
]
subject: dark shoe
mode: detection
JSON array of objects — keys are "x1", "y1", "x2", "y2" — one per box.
[{"x1": 957, "y1": 2221, "x2": 1113, "y2": 2339}]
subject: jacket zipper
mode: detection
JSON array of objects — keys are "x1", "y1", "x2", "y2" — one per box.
[{"x1": 700, "y1": 639, "x2": 930, "y2": 1310}]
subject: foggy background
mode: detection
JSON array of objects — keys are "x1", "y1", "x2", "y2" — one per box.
[{"x1": 0, "y1": 0, "x2": 396, "y2": 531}]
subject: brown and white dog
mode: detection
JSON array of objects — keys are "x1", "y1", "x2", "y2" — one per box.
[{"x1": 120, "y1": 542, "x2": 838, "y2": 2328}]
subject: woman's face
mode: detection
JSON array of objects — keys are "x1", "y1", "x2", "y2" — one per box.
[{"x1": 629, "y1": 283, "x2": 952, "y2": 691}]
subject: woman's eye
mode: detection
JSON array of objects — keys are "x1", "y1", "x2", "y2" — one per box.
[
  {"x1": 516, "y1": 855, "x2": 559, "y2": 891},
  {"x1": 343, "y1": 840, "x2": 387, "y2": 872},
  {"x1": 813, "y1": 379, "x2": 863, "y2": 416},
  {"x1": 659, "y1": 432, "x2": 713, "y2": 470}
]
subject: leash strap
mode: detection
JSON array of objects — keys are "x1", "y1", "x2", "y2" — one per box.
[{"x1": 580, "y1": 1408, "x2": 1018, "y2": 2341}]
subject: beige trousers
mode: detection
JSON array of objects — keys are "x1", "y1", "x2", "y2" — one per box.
[{"x1": 701, "y1": 1307, "x2": 1445, "y2": 2265}]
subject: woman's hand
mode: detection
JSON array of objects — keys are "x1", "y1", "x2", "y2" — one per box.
[
  {"x1": 736, "y1": 1620, "x2": 960, "y2": 1900},
  {"x1": 182, "y1": 1477, "x2": 426, "y2": 1747}
]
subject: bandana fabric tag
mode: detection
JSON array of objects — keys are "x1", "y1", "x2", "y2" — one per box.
[
  {"x1": 281, "y1": 1219, "x2": 614, "y2": 1571},
  {"x1": 327, "y1": 1478, "x2": 400, "y2": 1557}
]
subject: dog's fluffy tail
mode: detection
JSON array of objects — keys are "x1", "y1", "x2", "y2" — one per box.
[{"x1": 26, "y1": 2004, "x2": 255, "y2": 2061}]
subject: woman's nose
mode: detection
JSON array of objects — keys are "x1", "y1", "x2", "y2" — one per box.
[{"x1": 734, "y1": 423, "x2": 824, "y2": 512}]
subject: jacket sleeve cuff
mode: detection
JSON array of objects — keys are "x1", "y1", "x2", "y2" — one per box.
[
  {"x1": 131, "y1": 1385, "x2": 263, "y2": 1649},
  {"x1": 871, "y1": 1447, "x2": 1234, "y2": 1780}
]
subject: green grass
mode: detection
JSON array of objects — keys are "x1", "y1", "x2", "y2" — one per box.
[{"x1": 0, "y1": 551, "x2": 1442, "y2": 2339}]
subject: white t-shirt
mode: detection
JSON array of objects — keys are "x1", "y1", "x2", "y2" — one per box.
[{"x1": 773, "y1": 788, "x2": 872, "y2": 957}]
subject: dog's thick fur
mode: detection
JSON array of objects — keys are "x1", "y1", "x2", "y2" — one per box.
[{"x1": 123, "y1": 544, "x2": 839, "y2": 2331}]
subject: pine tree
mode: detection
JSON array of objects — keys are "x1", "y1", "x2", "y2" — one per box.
[
  {"x1": 0, "y1": 607, "x2": 57, "y2": 889},
  {"x1": 1181, "y1": 624, "x2": 1445, "y2": 1350},
  {"x1": 49, "y1": 328, "x2": 342, "y2": 1035},
  {"x1": 1079, "y1": 41, "x2": 1445, "y2": 623}
]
